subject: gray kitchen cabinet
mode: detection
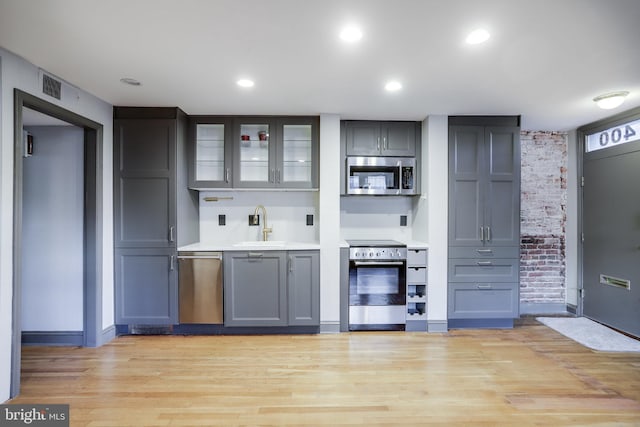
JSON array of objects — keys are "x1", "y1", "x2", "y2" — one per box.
[
  {"x1": 224, "y1": 251, "x2": 288, "y2": 327},
  {"x1": 233, "y1": 116, "x2": 319, "y2": 189},
  {"x1": 114, "y1": 107, "x2": 199, "y2": 325},
  {"x1": 224, "y1": 250, "x2": 320, "y2": 328},
  {"x1": 287, "y1": 251, "x2": 320, "y2": 326},
  {"x1": 448, "y1": 283, "x2": 519, "y2": 319},
  {"x1": 406, "y1": 248, "x2": 428, "y2": 332},
  {"x1": 343, "y1": 120, "x2": 418, "y2": 157},
  {"x1": 188, "y1": 116, "x2": 233, "y2": 189},
  {"x1": 447, "y1": 116, "x2": 520, "y2": 327},
  {"x1": 115, "y1": 248, "x2": 178, "y2": 324}
]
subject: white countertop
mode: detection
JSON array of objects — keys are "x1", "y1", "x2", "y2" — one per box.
[
  {"x1": 179, "y1": 240, "x2": 426, "y2": 252},
  {"x1": 179, "y1": 241, "x2": 321, "y2": 252}
]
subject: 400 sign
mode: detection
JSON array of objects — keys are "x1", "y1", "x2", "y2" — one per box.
[{"x1": 586, "y1": 117, "x2": 640, "y2": 153}]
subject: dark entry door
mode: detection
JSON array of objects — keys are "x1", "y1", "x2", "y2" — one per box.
[{"x1": 583, "y1": 140, "x2": 640, "y2": 337}]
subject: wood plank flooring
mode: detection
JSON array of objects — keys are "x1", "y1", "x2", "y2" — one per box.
[{"x1": 8, "y1": 321, "x2": 640, "y2": 426}]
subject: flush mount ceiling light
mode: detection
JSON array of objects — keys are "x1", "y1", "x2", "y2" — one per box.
[
  {"x1": 339, "y1": 26, "x2": 363, "y2": 43},
  {"x1": 385, "y1": 81, "x2": 402, "y2": 92},
  {"x1": 236, "y1": 79, "x2": 255, "y2": 88},
  {"x1": 465, "y1": 28, "x2": 490, "y2": 45},
  {"x1": 120, "y1": 77, "x2": 141, "y2": 86},
  {"x1": 593, "y1": 91, "x2": 629, "y2": 109}
]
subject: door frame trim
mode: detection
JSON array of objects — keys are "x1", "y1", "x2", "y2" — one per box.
[
  {"x1": 576, "y1": 105, "x2": 640, "y2": 317},
  {"x1": 11, "y1": 89, "x2": 104, "y2": 397}
]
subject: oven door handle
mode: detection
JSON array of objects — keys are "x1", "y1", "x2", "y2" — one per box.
[{"x1": 353, "y1": 261, "x2": 405, "y2": 266}]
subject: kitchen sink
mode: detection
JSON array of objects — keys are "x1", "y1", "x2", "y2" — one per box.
[{"x1": 233, "y1": 241, "x2": 286, "y2": 247}]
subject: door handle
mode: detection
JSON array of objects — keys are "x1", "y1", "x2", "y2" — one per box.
[
  {"x1": 486, "y1": 226, "x2": 491, "y2": 242},
  {"x1": 383, "y1": 136, "x2": 387, "y2": 150},
  {"x1": 289, "y1": 256, "x2": 293, "y2": 272},
  {"x1": 480, "y1": 226, "x2": 485, "y2": 242},
  {"x1": 169, "y1": 226, "x2": 175, "y2": 242},
  {"x1": 225, "y1": 168, "x2": 230, "y2": 183},
  {"x1": 170, "y1": 255, "x2": 175, "y2": 271}
]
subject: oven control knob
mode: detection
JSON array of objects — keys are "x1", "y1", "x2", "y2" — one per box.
[
  {"x1": 376, "y1": 252, "x2": 381, "y2": 257},
  {"x1": 396, "y1": 251, "x2": 402, "y2": 257},
  {"x1": 369, "y1": 252, "x2": 373, "y2": 257}
]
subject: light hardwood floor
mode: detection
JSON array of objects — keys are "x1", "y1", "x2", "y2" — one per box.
[{"x1": 9, "y1": 320, "x2": 640, "y2": 426}]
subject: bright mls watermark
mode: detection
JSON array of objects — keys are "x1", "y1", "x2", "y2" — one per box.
[{"x1": 0, "y1": 405, "x2": 69, "y2": 426}]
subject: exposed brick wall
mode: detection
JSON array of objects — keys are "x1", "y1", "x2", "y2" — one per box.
[{"x1": 520, "y1": 131, "x2": 567, "y2": 304}]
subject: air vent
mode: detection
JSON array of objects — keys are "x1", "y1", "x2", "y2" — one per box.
[{"x1": 42, "y1": 74, "x2": 62, "y2": 100}]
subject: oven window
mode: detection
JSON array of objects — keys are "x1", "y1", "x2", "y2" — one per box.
[{"x1": 355, "y1": 267, "x2": 400, "y2": 294}]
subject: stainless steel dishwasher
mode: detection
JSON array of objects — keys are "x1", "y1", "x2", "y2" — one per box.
[{"x1": 178, "y1": 251, "x2": 223, "y2": 324}]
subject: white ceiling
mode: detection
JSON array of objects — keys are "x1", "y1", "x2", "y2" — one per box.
[{"x1": 1, "y1": 0, "x2": 639, "y2": 131}]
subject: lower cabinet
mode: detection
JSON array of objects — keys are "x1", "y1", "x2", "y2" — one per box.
[
  {"x1": 224, "y1": 250, "x2": 319, "y2": 327},
  {"x1": 115, "y1": 248, "x2": 178, "y2": 324},
  {"x1": 448, "y1": 283, "x2": 519, "y2": 319}
]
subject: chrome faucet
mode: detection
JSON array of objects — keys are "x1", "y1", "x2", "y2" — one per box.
[{"x1": 253, "y1": 205, "x2": 272, "y2": 241}]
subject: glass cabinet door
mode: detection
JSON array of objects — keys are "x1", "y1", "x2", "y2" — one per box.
[
  {"x1": 281, "y1": 124, "x2": 312, "y2": 183},
  {"x1": 238, "y1": 122, "x2": 271, "y2": 184},
  {"x1": 195, "y1": 124, "x2": 226, "y2": 182}
]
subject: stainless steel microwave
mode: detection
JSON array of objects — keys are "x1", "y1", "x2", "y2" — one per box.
[{"x1": 346, "y1": 156, "x2": 416, "y2": 195}]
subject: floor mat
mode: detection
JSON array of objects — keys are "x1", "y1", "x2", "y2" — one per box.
[{"x1": 536, "y1": 316, "x2": 640, "y2": 352}]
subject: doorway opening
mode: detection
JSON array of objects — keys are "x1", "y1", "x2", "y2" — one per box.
[{"x1": 11, "y1": 89, "x2": 104, "y2": 398}]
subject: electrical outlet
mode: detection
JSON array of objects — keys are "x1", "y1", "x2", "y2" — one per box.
[
  {"x1": 249, "y1": 214, "x2": 259, "y2": 226},
  {"x1": 400, "y1": 215, "x2": 407, "y2": 226},
  {"x1": 218, "y1": 214, "x2": 226, "y2": 226},
  {"x1": 306, "y1": 214, "x2": 314, "y2": 226}
]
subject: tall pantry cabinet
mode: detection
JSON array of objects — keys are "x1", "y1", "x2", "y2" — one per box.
[
  {"x1": 114, "y1": 107, "x2": 199, "y2": 326},
  {"x1": 447, "y1": 116, "x2": 521, "y2": 328}
]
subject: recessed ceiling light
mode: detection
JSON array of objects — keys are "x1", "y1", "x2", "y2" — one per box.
[
  {"x1": 120, "y1": 77, "x2": 141, "y2": 86},
  {"x1": 237, "y1": 79, "x2": 255, "y2": 88},
  {"x1": 593, "y1": 91, "x2": 629, "y2": 109},
  {"x1": 339, "y1": 26, "x2": 363, "y2": 43},
  {"x1": 465, "y1": 28, "x2": 490, "y2": 45},
  {"x1": 385, "y1": 81, "x2": 402, "y2": 92}
]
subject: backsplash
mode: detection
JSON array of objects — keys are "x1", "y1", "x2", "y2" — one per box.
[
  {"x1": 340, "y1": 196, "x2": 414, "y2": 241},
  {"x1": 198, "y1": 191, "x2": 319, "y2": 244}
]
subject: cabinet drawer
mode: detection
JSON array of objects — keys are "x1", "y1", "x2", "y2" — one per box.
[
  {"x1": 448, "y1": 282, "x2": 519, "y2": 319},
  {"x1": 407, "y1": 249, "x2": 427, "y2": 266},
  {"x1": 407, "y1": 266, "x2": 426, "y2": 283},
  {"x1": 448, "y1": 258, "x2": 519, "y2": 282},
  {"x1": 449, "y1": 246, "x2": 519, "y2": 259}
]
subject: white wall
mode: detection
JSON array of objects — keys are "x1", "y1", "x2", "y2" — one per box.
[
  {"x1": 565, "y1": 130, "x2": 579, "y2": 307},
  {"x1": 21, "y1": 125, "x2": 84, "y2": 331},
  {"x1": 319, "y1": 114, "x2": 341, "y2": 329},
  {"x1": 0, "y1": 48, "x2": 113, "y2": 402},
  {"x1": 423, "y1": 116, "x2": 448, "y2": 330},
  {"x1": 340, "y1": 196, "x2": 414, "y2": 241},
  {"x1": 198, "y1": 191, "x2": 318, "y2": 244}
]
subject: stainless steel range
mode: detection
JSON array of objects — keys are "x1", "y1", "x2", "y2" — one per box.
[{"x1": 347, "y1": 239, "x2": 407, "y2": 331}]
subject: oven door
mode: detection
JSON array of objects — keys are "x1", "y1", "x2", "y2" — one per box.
[{"x1": 349, "y1": 260, "x2": 406, "y2": 306}]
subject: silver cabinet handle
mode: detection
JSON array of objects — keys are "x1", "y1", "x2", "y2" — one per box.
[
  {"x1": 477, "y1": 249, "x2": 493, "y2": 254},
  {"x1": 169, "y1": 226, "x2": 175, "y2": 242},
  {"x1": 170, "y1": 255, "x2": 175, "y2": 271},
  {"x1": 383, "y1": 136, "x2": 387, "y2": 150},
  {"x1": 248, "y1": 252, "x2": 264, "y2": 258},
  {"x1": 377, "y1": 137, "x2": 381, "y2": 151},
  {"x1": 476, "y1": 284, "x2": 492, "y2": 289},
  {"x1": 477, "y1": 261, "x2": 493, "y2": 266},
  {"x1": 486, "y1": 226, "x2": 491, "y2": 242},
  {"x1": 480, "y1": 226, "x2": 485, "y2": 242},
  {"x1": 276, "y1": 169, "x2": 281, "y2": 183},
  {"x1": 225, "y1": 168, "x2": 230, "y2": 183},
  {"x1": 289, "y1": 256, "x2": 293, "y2": 272}
]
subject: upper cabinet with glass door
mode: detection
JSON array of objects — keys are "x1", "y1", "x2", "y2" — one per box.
[
  {"x1": 189, "y1": 117, "x2": 233, "y2": 189},
  {"x1": 234, "y1": 117, "x2": 319, "y2": 189}
]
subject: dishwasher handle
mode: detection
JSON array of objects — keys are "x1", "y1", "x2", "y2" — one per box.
[{"x1": 177, "y1": 253, "x2": 222, "y2": 260}]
